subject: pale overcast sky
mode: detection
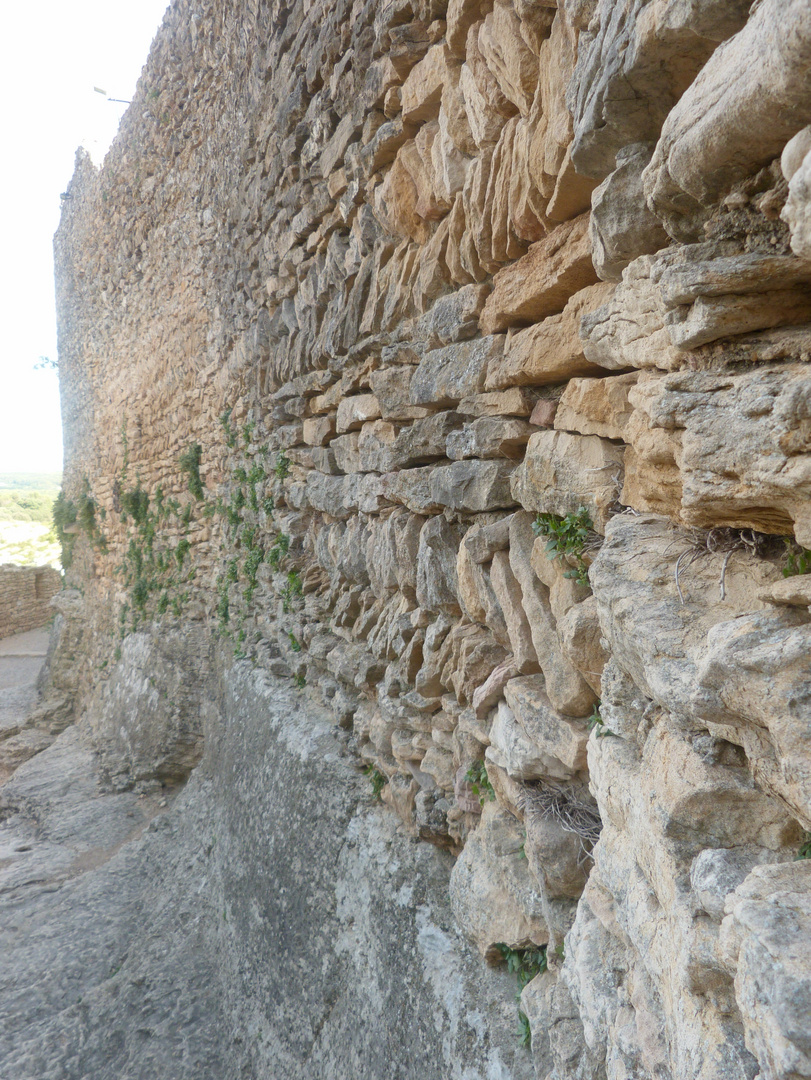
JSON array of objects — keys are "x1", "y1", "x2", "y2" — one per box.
[{"x1": 0, "y1": 0, "x2": 171, "y2": 474}]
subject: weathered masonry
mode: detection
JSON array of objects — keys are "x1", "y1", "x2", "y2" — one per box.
[
  {"x1": 0, "y1": 564, "x2": 61, "y2": 639},
  {"x1": 41, "y1": 0, "x2": 811, "y2": 1077}
]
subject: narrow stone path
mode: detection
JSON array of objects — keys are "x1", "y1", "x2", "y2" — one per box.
[{"x1": 0, "y1": 629, "x2": 51, "y2": 781}]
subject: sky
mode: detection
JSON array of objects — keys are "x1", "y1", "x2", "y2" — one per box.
[{"x1": 0, "y1": 0, "x2": 171, "y2": 475}]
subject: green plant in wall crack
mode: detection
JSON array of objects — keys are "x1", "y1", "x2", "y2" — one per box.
[
  {"x1": 281, "y1": 569, "x2": 303, "y2": 613},
  {"x1": 178, "y1": 443, "x2": 204, "y2": 500},
  {"x1": 494, "y1": 943, "x2": 548, "y2": 1049},
  {"x1": 796, "y1": 832, "x2": 811, "y2": 860},
  {"x1": 219, "y1": 408, "x2": 237, "y2": 449},
  {"x1": 364, "y1": 764, "x2": 386, "y2": 799},
  {"x1": 53, "y1": 491, "x2": 78, "y2": 569},
  {"x1": 120, "y1": 484, "x2": 150, "y2": 525},
  {"x1": 586, "y1": 702, "x2": 615, "y2": 739},
  {"x1": 287, "y1": 631, "x2": 302, "y2": 652},
  {"x1": 532, "y1": 507, "x2": 597, "y2": 588},
  {"x1": 274, "y1": 451, "x2": 291, "y2": 481},
  {"x1": 268, "y1": 532, "x2": 290, "y2": 570},
  {"x1": 465, "y1": 760, "x2": 496, "y2": 805},
  {"x1": 783, "y1": 540, "x2": 811, "y2": 578}
]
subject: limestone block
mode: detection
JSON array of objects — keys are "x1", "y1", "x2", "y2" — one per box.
[
  {"x1": 477, "y1": 3, "x2": 538, "y2": 116},
  {"x1": 410, "y1": 335, "x2": 504, "y2": 407},
  {"x1": 721, "y1": 863, "x2": 811, "y2": 1080},
  {"x1": 464, "y1": 515, "x2": 512, "y2": 563},
  {"x1": 420, "y1": 746, "x2": 456, "y2": 791},
  {"x1": 369, "y1": 367, "x2": 432, "y2": 421},
  {"x1": 568, "y1": 0, "x2": 751, "y2": 182},
  {"x1": 335, "y1": 393, "x2": 382, "y2": 433},
  {"x1": 449, "y1": 801, "x2": 547, "y2": 957},
  {"x1": 529, "y1": 399, "x2": 557, "y2": 428},
  {"x1": 783, "y1": 137, "x2": 811, "y2": 260},
  {"x1": 447, "y1": 622, "x2": 511, "y2": 705},
  {"x1": 375, "y1": 152, "x2": 431, "y2": 243},
  {"x1": 380, "y1": 465, "x2": 444, "y2": 515},
  {"x1": 446, "y1": 417, "x2": 533, "y2": 460},
  {"x1": 416, "y1": 283, "x2": 490, "y2": 347},
  {"x1": 480, "y1": 214, "x2": 598, "y2": 333},
  {"x1": 665, "y1": 290, "x2": 811, "y2": 351},
  {"x1": 508, "y1": 512, "x2": 596, "y2": 717},
  {"x1": 557, "y1": 596, "x2": 607, "y2": 697},
  {"x1": 503, "y1": 676, "x2": 589, "y2": 775},
  {"x1": 331, "y1": 432, "x2": 361, "y2": 474},
  {"x1": 459, "y1": 22, "x2": 518, "y2": 150},
  {"x1": 485, "y1": 282, "x2": 614, "y2": 390},
  {"x1": 457, "y1": 533, "x2": 508, "y2": 639},
  {"x1": 627, "y1": 365, "x2": 811, "y2": 542},
  {"x1": 589, "y1": 143, "x2": 669, "y2": 281},
  {"x1": 457, "y1": 387, "x2": 538, "y2": 417},
  {"x1": 692, "y1": 607, "x2": 811, "y2": 828},
  {"x1": 644, "y1": 0, "x2": 811, "y2": 239},
  {"x1": 357, "y1": 419, "x2": 399, "y2": 472},
  {"x1": 416, "y1": 516, "x2": 465, "y2": 615},
  {"x1": 304, "y1": 472, "x2": 387, "y2": 518},
  {"x1": 579, "y1": 255, "x2": 682, "y2": 372},
  {"x1": 429, "y1": 459, "x2": 518, "y2": 513},
  {"x1": 400, "y1": 44, "x2": 449, "y2": 125},
  {"x1": 390, "y1": 411, "x2": 464, "y2": 469},
  {"x1": 691, "y1": 847, "x2": 791, "y2": 922},
  {"x1": 529, "y1": 536, "x2": 590, "y2": 625},
  {"x1": 510, "y1": 430, "x2": 624, "y2": 533},
  {"x1": 524, "y1": 811, "x2": 590, "y2": 901},
  {"x1": 554, "y1": 372, "x2": 638, "y2": 441},
  {"x1": 447, "y1": 0, "x2": 495, "y2": 60},
  {"x1": 489, "y1": 550, "x2": 539, "y2": 674},
  {"x1": 487, "y1": 701, "x2": 572, "y2": 782},
  {"x1": 654, "y1": 248, "x2": 811, "y2": 308},
  {"x1": 472, "y1": 657, "x2": 519, "y2": 718},
  {"x1": 757, "y1": 577, "x2": 811, "y2": 609},
  {"x1": 588, "y1": 514, "x2": 811, "y2": 826}
]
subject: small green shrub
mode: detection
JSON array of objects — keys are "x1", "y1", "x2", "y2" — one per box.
[
  {"x1": 219, "y1": 409, "x2": 237, "y2": 449},
  {"x1": 281, "y1": 569, "x2": 303, "y2": 612},
  {"x1": 293, "y1": 672, "x2": 307, "y2": 690},
  {"x1": 495, "y1": 943, "x2": 548, "y2": 1049},
  {"x1": 796, "y1": 832, "x2": 811, "y2": 860},
  {"x1": 532, "y1": 507, "x2": 595, "y2": 588},
  {"x1": 465, "y1": 760, "x2": 496, "y2": 805},
  {"x1": 216, "y1": 576, "x2": 230, "y2": 628},
  {"x1": 364, "y1": 764, "x2": 386, "y2": 799},
  {"x1": 287, "y1": 632, "x2": 302, "y2": 652},
  {"x1": 120, "y1": 485, "x2": 150, "y2": 525},
  {"x1": 53, "y1": 491, "x2": 78, "y2": 568},
  {"x1": 268, "y1": 532, "x2": 290, "y2": 570},
  {"x1": 586, "y1": 702, "x2": 614, "y2": 738},
  {"x1": 243, "y1": 547, "x2": 264, "y2": 602},
  {"x1": 178, "y1": 443, "x2": 204, "y2": 500},
  {"x1": 783, "y1": 540, "x2": 811, "y2": 578},
  {"x1": 175, "y1": 538, "x2": 191, "y2": 567},
  {"x1": 274, "y1": 452, "x2": 291, "y2": 480}
]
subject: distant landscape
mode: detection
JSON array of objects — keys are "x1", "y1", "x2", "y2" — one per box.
[{"x1": 0, "y1": 474, "x2": 62, "y2": 567}]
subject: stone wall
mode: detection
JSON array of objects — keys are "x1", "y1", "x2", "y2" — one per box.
[
  {"x1": 0, "y1": 565, "x2": 61, "y2": 639},
  {"x1": 50, "y1": 1, "x2": 811, "y2": 1078}
]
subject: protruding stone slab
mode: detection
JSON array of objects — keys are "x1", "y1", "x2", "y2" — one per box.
[{"x1": 480, "y1": 214, "x2": 598, "y2": 333}]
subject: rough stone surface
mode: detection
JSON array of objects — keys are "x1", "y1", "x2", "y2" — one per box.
[{"x1": 39, "y1": 0, "x2": 811, "y2": 1076}]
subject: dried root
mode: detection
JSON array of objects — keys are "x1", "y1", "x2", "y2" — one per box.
[
  {"x1": 671, "y1": 526, "x2": 778, "y2": 604},
  {"x1": 520, "y1": 781, "x2": 603, "y2": 865}
]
